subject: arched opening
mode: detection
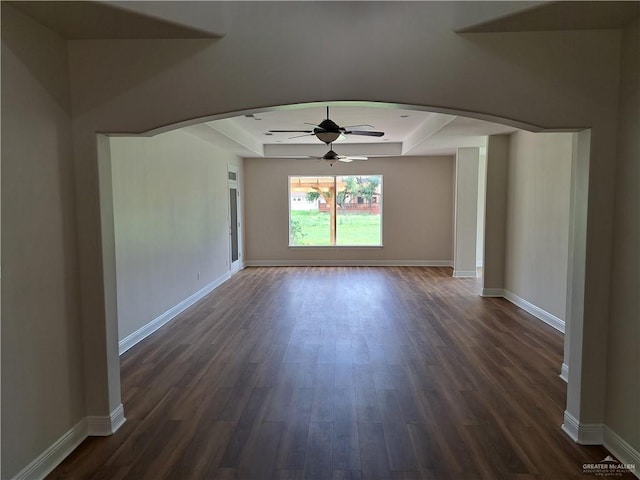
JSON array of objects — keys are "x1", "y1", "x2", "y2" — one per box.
[{"x1": 98, "y1": 101, "x2": 589, "y2": 445}]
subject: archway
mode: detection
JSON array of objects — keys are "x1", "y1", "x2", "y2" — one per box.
[{"x1": 95, "y1": 101, "x2": 590, "y2": 445}]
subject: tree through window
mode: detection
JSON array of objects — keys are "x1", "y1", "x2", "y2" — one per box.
[{"x1": 289, "y1": 175, "x2": 382, "y2": 246}]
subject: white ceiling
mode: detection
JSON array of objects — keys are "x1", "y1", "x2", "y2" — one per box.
[{"x1": 192, "y1": 104, "x2": 519, "y2": 159}]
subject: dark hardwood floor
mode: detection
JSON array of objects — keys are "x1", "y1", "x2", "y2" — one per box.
[{"x1": 48, "y1": 267, "x2": 625, "y2": 479}]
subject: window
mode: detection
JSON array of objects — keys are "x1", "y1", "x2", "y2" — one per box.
[{"x1": 289, "y1": 175, "x2": 382, "y2": 246}]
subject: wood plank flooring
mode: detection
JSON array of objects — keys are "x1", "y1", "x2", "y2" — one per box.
[{"x1": 47, "y1": 267, "x2": 627, "y2": 480}]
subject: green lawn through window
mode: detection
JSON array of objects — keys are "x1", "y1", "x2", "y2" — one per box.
[{"x1": 290, "y1": 210, "x2": 381, "y2": 246}]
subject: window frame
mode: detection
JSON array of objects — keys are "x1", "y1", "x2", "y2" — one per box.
[{"x1": 288, "y1": 174, "x2": 383, "y2": 248}]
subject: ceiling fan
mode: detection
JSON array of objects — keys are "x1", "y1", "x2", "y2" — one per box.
[
  {"x1": 269, "y1": 106, "x2": 385, "y2": 144},
  {"x1": 310, "y1": 144, "x2": 368, "y2": 166}
]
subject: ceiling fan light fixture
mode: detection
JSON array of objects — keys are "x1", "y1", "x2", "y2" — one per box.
[{"x1": 316, "y1": 131, "x2": 341, "y2": 144}]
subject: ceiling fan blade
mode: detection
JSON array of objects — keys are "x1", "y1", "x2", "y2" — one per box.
[
  {"x1": 338, "y1": 155, "x2": 368, "y2": 162},
  {"x1": 341, "y1": 124, "x2": 375, "y2": 129},
  {"x1": 343, "y1": 130, "x2": 385, "y2": 137},
  {"x1": 288, "y1": 133, "x2": 317, "y2": 139},
  {"x1": 268, "y1": 130, "x2": 313, "y2": 133}
]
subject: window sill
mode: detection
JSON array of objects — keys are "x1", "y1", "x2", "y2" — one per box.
[{"x1": 288, "y1": 245, "x2": 383, "y2": 248}]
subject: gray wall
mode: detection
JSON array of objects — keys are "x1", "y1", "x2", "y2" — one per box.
[
  {"x1": 605, "y1": 18, "x2": 639, "y2": 453},
  {"x1": 1, "y1": 2, "x2": 638, "y2": 477},
  {"x1": 111, "y1": 131, "x2": 243, "y2": 342},
  {"x1": 483, "y1": 135, "x2": 510, "y2": 292},
  {"x1": 1, "y1": 6, "x2": 85, "y2": 479},
  {"x1": 505, "y1": 131, "x2": 573, "y2": 319},
  {"x1": 243, "y1": 156, "x2": 454, "y2": 265}
]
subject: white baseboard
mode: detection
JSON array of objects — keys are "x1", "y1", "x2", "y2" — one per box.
[
  {"x1": 481, "y1": 288, "x2": 504, "y2": 297},
  {"x1": 560, "y1": 362, "x2": 569, "y2": 382},
  {"x1": 244, "y1": 260, "x2": 453, "y2": 267},
  {"x1": 230, "y1": 260, "x2": 246, "y2": 275},
  {"x1": 119, "y1": 273, "x2": 231, "y2": 354},
  {"x1": 12, "y1": 405, "x2": 127, "y2": 480},
  {"x1": 561, "y1": 410, "x2": 580, "y2": 442},
  {"x1": 503, "y1": 289, "x2": 565, "y2": 333},
  {"x1": 453, "y1": 269, "x2": 478, "y2": 278},
  {"x1": 12, "y1": 419, "x2": 88, "y2": 480},
  {"x1": 562, "y1": 413, "x2": 640, "y2": 479},
  {"x1": 480, "y1": 288, "x2": 565, "y2": 333},
  {"x1": 604, "y1": 426, "x2": 640, "y2": 479},
  {"x1": 87, "y1": 404, "x2": 126, "y2": 436},
  {"x1": 561, "y1": 410, "x2": 604, "y2": 444}
]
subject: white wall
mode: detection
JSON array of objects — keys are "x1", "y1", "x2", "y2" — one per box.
[
  {"x1": 111, "y1": 130, "x2": 242, "y2": 342},
  {"x1": 476, "y1": 150, "x2": 487, "y2": 267},
  {"x1": 1, "y1": 6, "x2": 85, "y2": 479},
  {"x1": 505, "y1": 131, "x2": 573, "y2": 320},
  {"x1": 244, "y1": 156, "x2": 453, "y2": 265},
  {"x1": 453, "y1": 147, "x2": 480, "y2": 277}
]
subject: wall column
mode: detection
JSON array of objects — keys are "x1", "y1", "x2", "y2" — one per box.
[
  {"x1": 73, "y1": 127, "x2": 124, "y2": 433},
  {"x1": 453, "y1": 147, "x2": 480, "y2": 277},
  {"x1": 562, "y1": 129, "x2": 593, "y2": 440},
  {"x1": 482, "y1": 135, "x2": 509, "y2": 294}
]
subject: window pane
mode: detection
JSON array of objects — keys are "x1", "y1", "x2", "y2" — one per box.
[
  {"x1": 289, "y1": 175, "x2": 382, "y2": 247},
  {"x1": 289, "y1": 176, "x2": 334, "y2": 246},
  {"x1": 336, "y1": 175, "x2": 382, "y2": 246}
]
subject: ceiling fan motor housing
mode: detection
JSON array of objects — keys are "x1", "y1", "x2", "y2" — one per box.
[
  {"x1": 322, "y1": 149, "x2": 339, "y2": 166},
  {"x1": 323, "y1": 150, "x2": 339, "y2": 160},
  {"x1": 314, "y1": 119, "x2": 342, "y2": 144},
  {"x1": 317, "y1": 119, "x2": 341, "y2": 132}
]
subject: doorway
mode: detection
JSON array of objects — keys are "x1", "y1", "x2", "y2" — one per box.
[{"x1": 228, "y1": 165, "x2": 242, "y2": 273}]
